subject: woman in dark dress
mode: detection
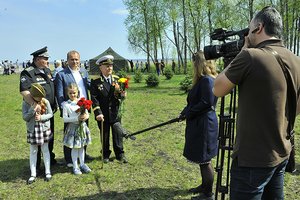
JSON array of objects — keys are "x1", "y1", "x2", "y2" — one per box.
[{"x1": 180, "y1": 50, "x2": 218, "y2": 200}]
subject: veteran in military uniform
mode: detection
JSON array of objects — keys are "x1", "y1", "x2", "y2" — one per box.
[
  {"x1": 90, "y1": 55, "x2": 128, "y2": 163},
  {"x1": 20, "y1": 47, "x2": 58, "y2": 168}
]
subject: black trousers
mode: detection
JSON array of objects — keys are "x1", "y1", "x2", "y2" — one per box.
[
  {"x1": 99, "y1": 121, "x2": 124, "y2": 159},
  {"x1": 37, "y1": 117, "x2": 56, "y2": 168},
  {"x1": 63, "y1": 120, "x2": 89, "y2": 164}
]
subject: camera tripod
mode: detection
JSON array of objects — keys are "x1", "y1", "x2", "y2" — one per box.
[{"x1": 215, "y1": 58, "x2": 237, "y2": 200}]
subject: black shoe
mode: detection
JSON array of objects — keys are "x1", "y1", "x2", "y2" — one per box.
[
  {"x1": 51, "y1": 159, "x2": 64, "y2": 166},
  {"x1": 189, "y1": 185, "x2": 204, "y2": 194},
  {"x1": 117, "y1": 154, "x2": 128, "y2": 163},
  {"x1": 85, "y1": 154, "x2": 95, "y2": 161},
  {"x1": 50, "y1": 159, "x2": 57, "y2": 166},
  {"x1": 191, "y1": 193, "x2": 214, "y2": 200},
  {"x1": 55, "y1": 161, "x2": 64, "y2": 166},
  {"x1": 103, "y1": 158, "x2": 109, "y2": 163}
]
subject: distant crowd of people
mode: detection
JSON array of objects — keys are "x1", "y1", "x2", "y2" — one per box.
[
  {"x1": 128, "y1": 59, "x2": 176, "y2": 76},
  {"x1": 3, "y1": 56, "x2": 178, "y2": 78},
  {"x1": 1, "y1": 60, "x2": 19, "y2": 75}
]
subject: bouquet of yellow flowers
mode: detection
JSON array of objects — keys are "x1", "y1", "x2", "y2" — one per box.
[{"x1": 113, "y1": 77, "x2": 129, "y2": 118}]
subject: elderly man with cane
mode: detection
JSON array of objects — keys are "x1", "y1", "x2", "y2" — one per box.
[{"x1": 90, "y1": 55, "x2": 128, "y2": 164}]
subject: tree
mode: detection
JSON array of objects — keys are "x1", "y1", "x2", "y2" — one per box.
[{"x1": 124, "y1": 0, "x2": 300, "y2": 69}]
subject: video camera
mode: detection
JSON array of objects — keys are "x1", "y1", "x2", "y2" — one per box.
[{"x1": 204, "y1": 28, "x2": 249, "y2": 60}]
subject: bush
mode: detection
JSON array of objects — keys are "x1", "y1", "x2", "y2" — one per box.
[
  {"x1": 164, "y1": 68, "x2": 173, "y2": 80},
  {"x1": 145, "y1": 73, "x2": 160, "y2": 87},
  {"x1": 180, "y1": 75, "x2": 192, "y2": 92},
  {"x1": 134, "y1": 70, "x2": 143, "y2": 83},
  {"x1": 116, "y1": 70, "x2": 128, "y2": 78}
]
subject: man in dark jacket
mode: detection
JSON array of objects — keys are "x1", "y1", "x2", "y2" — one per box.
[{"x1": 20, "y1": 46, "x2": 58, "y2": 169}]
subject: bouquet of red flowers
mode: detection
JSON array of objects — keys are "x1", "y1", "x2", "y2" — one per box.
[
  {"x1": 76, "y1": 97, "x2": 93, "y2": 114},
  {"x1": 75, "y1": 97, "x2": 92, "y2": 140}
]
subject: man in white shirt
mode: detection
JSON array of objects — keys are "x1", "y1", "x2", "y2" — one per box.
[{"x1": 55, "y1": 50, "x2": 93, "y2": 167}]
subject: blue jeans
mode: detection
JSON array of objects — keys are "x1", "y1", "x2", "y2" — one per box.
[{"x1": 230, "y1": 158, "x2": 288, "y2": 200}]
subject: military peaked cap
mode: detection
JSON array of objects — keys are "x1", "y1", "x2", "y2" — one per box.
[
  {"x1": 30, "y1": 46, "x2": 49, "y2": 58},
  {"x1": 96, "y1": 55, "x2": 114, "y2": 65}
]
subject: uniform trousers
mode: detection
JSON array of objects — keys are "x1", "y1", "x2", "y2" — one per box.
[{"x1": 99, "y1": 121, "x2": 124, "y2": 159}]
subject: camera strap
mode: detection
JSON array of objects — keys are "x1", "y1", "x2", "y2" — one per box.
[{"x1": 263, "y1": 47, "x2": 296, "y2": 140}]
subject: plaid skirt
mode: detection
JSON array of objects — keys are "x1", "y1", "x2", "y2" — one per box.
[{"x1": 27, "y1": 122, "x2": 52, "y2": 145}]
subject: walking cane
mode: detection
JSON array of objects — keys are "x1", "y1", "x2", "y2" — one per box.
[{"x1": 100, "y1": 120, "x2": 104, "y2": 169}]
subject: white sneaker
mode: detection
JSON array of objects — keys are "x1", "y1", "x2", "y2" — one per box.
[
  {"x1": 80, "y1": 164, "x2": 92, "y2": 173},
  {"x1": 27, "y1": 176, "x2": 36, "y2": 184},
  {"x1": 45, "y1": 173, "x2": 52, "y2": 182},
  {"x1": 73, "y1": 168, "x2": 82, "y2": 175}
]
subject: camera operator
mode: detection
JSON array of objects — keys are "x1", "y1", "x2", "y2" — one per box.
[{"x1": 213, "y1": 6, "x2": 300, "y2": 200}]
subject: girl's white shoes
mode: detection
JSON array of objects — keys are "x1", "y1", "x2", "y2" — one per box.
[
  {"x1": 73, "y1": 164, "x2": 91, "y2": 175},
  {"x1": 45, "y1": 173, "x2": 52, "y2": 182},
  {"x1": 27, "y1": 176, "x2": 36, "y2": 184},
  {"x1": 80, "y1": 164, "x2": 91, "y2": 173},
  {"x1": 27, "y1": 174, "x2": 52, "y2": 184},
  {"x1": 73, "y1": 168, "x2": 82, "y2": 175}
]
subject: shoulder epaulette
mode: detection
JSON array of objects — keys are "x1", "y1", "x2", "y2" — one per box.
[
  {"x1": 91, "y1": 74, "x2": 100, "y2": 80},
  {"x1": 24, "y1": 66, "x2": 34, "y2": 72},
  {"x1": 112, "y1": 74, "x2": 119, "y2": 79}
]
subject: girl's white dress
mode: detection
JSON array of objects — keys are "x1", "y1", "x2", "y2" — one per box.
[{"x1": 63, "y1": 100, "x2": 91, "y2": 148}]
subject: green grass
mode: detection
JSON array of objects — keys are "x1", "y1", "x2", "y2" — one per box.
[{"x1": 0, "y1": 74, "x2": 299, "y2": 200}]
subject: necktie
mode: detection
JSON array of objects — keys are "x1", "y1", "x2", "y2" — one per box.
[{"x1": 106, "y1": 78, "x2": 111, "y2": 84}]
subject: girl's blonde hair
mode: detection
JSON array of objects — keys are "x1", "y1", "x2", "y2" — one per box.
[
  {"x1": 192, "y1": 50, "x2": 218, "y2": 86},
  {"x1": 66, "y1": 83, "x2": 80, "y2": 98}
]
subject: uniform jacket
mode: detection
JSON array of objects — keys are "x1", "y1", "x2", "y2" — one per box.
[
  {"x1": 55, "y1": 67, "x2": 90, "y2": 109},
  {"x1": 181, "y1": 76, "x2": 218, "y2": 163},
  {"x1": 90, "y1": 75, "x2": 121, "y2": 124},
  {"x1": 20, "y1": 64, "x2": 56, "y2": 110},
  {"x1": 22, "y1": 99, "x2": 53, "y2": 134}
]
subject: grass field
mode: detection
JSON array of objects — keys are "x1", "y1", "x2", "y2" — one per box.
[{"x1": 0, "y1": 73, "x2": 299, "y2": 200}]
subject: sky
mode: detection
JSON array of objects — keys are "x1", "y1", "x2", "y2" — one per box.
[{"x1": 0, "y1": 0, "x2": 143, "y2": 62}]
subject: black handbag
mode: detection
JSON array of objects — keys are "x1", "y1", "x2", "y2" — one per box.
[{"x1": 264, "y1": 47, "x2": 297, "y2": 173}]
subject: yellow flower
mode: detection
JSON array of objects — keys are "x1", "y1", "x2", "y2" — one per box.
[{"x1": 118, "y1": 78, "x2": 127, "y2": 83}]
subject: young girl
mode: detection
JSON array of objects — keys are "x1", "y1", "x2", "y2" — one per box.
[
  {"x1": 63, "y1": 83, "x2": 92, "y2": 175},
  {"x1": 22, "y1": 83, "x2": 53, "y2": 184}
]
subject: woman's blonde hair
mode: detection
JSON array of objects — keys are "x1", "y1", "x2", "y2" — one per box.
[{"x1": 192, "y1": 50, "x2": 218, "y2": 86}]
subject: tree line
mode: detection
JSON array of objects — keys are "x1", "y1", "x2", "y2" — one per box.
[{"x1": 123, "y1": 0, "x2": 300, "y2": 73}]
